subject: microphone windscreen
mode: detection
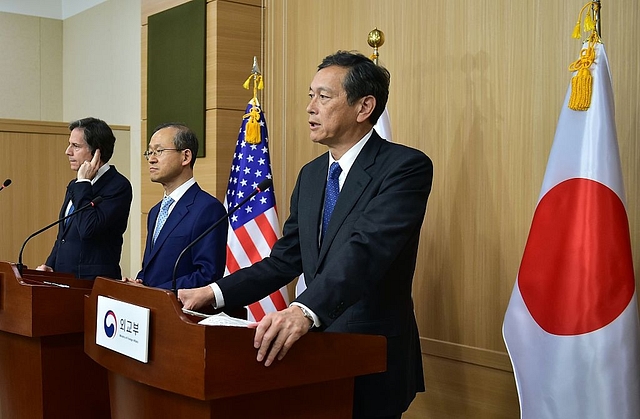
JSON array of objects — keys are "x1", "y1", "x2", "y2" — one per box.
[
  {"x1": 2, "y1": 179, "x2": 11, "y2": 187},
  {"x1": 92, "y1": 196, "x2": 104, "y2": 205},
  {"x1": 256, "y1": 179, "x2": 272, "y2": 192}
]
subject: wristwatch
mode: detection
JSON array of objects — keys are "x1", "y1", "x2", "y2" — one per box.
[{"x1": 297, "y1": 305, "x2": 315, "y2": 330}]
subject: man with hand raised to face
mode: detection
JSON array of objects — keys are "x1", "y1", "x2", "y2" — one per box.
[
  {"x1": 179, "y1": 51, "x2": 433, "y2": 419},
  {"x1": 37, "y1": 117, "x2": 133, "y2": 280}
]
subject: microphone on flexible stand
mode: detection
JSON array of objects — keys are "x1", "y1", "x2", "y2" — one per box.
[
  {"x1": 0, "y1": 179, "x2": 12, "y2": 192},
  {"x1": 17, "y1": 196, "x2": 104, "y2": 275},
  {"x1": 171, "y1": 179, "x2": 273, "y2": 295}
]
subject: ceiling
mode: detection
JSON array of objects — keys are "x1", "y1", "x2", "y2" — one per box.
[{"x1": 0, "y1": 0, "x2": 106, "y2": 20}]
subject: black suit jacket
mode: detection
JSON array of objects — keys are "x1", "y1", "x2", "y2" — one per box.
[
  {"x1": 138, "y1": 183, "x2": 227, "y2": 290},
  {"x1": 46, "y1": 166, "x2": 132, "y2": 280},
  {"x1": 217, "y1": 131, "x2": 433, "y2": 417}
]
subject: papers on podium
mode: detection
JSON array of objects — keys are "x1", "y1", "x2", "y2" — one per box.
[{"x1": 181, "y1": 309, "x2": 254, "y2": 327}]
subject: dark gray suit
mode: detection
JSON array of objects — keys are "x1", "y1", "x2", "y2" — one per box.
[{"x1": 217, "y1": 131, "x2": 432, "y2": 417}]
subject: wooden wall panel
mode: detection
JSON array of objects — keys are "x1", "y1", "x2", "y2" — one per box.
[
  {"x1": 207, "y1": 1, "x2": 263, "y2": 111},
  {"x1": 0, "y1": 121, "x2": 70, "y2": 269},
  {"x1": 140, "y1": 0, "x2": 640, "y2": 416},
  {"x1": 412, "y1": 353, "x2": 519, "y2": 419},
  {"x1": 264, "y1": 0, "x2": 640, "y2": 416}
]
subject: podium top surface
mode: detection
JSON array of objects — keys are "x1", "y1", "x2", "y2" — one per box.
[{"x1": 0, "y1": 261, "x2": 94, "y2": 336}]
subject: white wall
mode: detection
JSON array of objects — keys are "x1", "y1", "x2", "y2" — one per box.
[
  {"x1": 0, "y1": 12, "x2": 62, "y2": 121},
  {"x1": 0, "y1": 0, "x2": 106, "y2": 19},
  {"x1": 0, "y1": 0, "x2": 142, "y2": 276},
  {"x1": 62, "y1": 0, "x2": 142, "y2": 277}
]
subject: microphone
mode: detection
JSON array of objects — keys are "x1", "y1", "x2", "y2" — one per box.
[
  {"x1": 17, "y1": 196, "x2": 104, "y2": 275},
  {"x1": 171, "y1": 178, "x2": 273, "y2": 295},
  {"x1": 0, "y1": 178, "x2": 11, "y2": 192}
]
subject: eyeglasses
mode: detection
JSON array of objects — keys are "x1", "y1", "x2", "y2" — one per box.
[{"x1": 143, "y1": 148, "x2": 183, "y2": 160}]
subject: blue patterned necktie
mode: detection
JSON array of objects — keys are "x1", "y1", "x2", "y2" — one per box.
[
  {"x1": 321, "y1": 162, "x2": 342, "y2": 241},
  {"x1": 153, "y1": 195, "x2": 174, "y2": 244}
]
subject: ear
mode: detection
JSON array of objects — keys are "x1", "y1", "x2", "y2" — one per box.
[
  {"x1": 182, "y1": 149, "x2": 193, "y2": 167},
  {"x1": 356, "y1": 95, "x2": 376, "y2": 123}
]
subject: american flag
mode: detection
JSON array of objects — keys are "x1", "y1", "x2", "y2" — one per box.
[{"x1": 225, "y1": 98, "x2": 289, "y2": 321}]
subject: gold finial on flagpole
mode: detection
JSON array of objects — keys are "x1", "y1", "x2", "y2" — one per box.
[
  {"x1": 242, "y1": 56, "x2": 264, "y2": 144},
  {"x1": 251, "y1": 55, "x2": 261, "y2": 75},
  {"x1": 243, "y1": 56, "x2": 264, "y2": 103},
  {"x1": 367, "y1": 28, "x2": 385, "y2": 65}
]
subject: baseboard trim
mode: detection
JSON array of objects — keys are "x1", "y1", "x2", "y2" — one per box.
[{"x1": 421, "y1": 337, "x2": 513, "y2": 372}]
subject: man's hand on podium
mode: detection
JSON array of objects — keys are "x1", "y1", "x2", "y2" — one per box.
[
  {"x1": 250, "y1": 306, "x2": 311, "y2": 367},
  {"x1": 121, "y1": 277, "x2": 144, "y2": 285},
  {"x1": 178, "y1": 286, "x2": 215, "y2": 310}
]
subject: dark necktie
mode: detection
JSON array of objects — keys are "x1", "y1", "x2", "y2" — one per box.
[
  {"x1": 65, "y1": 202, "x2": 75, "y2": 226},
  {"x1": 322, "y1": 162, "x2": 342, "y2": 240}
]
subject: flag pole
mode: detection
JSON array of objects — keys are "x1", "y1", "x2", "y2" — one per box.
[
  {"x1": 367, "y1": 28, "x2": 393, "y2": 142},
  {"x1": 594, "y1": 0, "x2": 601, "y2": 38}
]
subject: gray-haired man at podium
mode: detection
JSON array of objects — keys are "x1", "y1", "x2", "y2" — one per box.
[{"x1": 179, "y1": 51, "x2": 432, "y2": 419}]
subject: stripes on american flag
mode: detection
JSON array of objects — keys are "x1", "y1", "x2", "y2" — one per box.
[{"x1": 224, "y1": 99, "x2": 289, "y2": 321}]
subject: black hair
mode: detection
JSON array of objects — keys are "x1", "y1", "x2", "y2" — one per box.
[
  {"x1": 318, "y1": 50, "x2": 390, "y2": 125},
  {"x1": 69, "y1": 117, "x2": 116, "y2": 163}
]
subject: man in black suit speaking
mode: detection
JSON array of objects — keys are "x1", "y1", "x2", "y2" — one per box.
[
  {"x1": 179, "y1": 51, "x2": 433, "y2": 419},
  {"x1": 37, "y1": 117, "x2": 132, "y2": 280}
]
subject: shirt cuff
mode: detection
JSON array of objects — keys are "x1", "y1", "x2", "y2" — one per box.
[{"x1": 209, "y1": 282, "x2": 225, "y2": 309}]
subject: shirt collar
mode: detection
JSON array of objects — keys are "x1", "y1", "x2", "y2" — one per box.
[
  {"x1": 166, "y1": 177, "x2": 196, "y2": 203},
  {"x1": 327, "y1": 129, "x2": 373, "y2": 185},
  {"x1": 91, "y1": 163, "x2": 111, "y2": 185}
]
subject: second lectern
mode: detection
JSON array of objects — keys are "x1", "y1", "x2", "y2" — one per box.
[
  {"x1": 84, "y1": 277, "x2": 387, "y2": 418},
  {"x1": 0, "y1": 261, "x2": 110, "y2": 418}
]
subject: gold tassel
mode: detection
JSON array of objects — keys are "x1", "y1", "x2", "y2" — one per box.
[
  {"x1": 568, "y1": 35, "x2": 596, "y2": 111},
  {"x1": 572, "y1": 2, "x2": 599, "y2": 39},
  {"x1": 243, "y1": 75, "x2": 252, "y2": 90},
  {"x1": 569, "y1": 67, "x2": 593, "y2": 111},
  {"x1": 243, "y1": 106, "x2": 262, "y2": 144},
  {"x1": 572, "y1": 21, "x2": 582, "y2": 39},
  {"x1": 584, "y1": 12, "x2": 595, "y2": 32}
]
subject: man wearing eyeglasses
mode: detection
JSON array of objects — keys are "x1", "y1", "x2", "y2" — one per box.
[
  {"x1": 122, "y1": 123, "x2": 227, "y2": 290},
  {"x1": 37, "y1": 117, "x2": 133, "y2": 280}
]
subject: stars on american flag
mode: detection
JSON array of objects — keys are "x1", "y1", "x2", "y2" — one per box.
[{"x1": 226, "y1": 102, "x2": 276, "y2": 228}]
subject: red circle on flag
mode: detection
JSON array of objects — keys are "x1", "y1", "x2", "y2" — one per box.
[{"x1": 518, "y1": 178, "x2": 635, "y2": 335}]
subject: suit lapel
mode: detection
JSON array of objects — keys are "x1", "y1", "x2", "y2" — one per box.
[
  {"x1": 61, "y1": 191, "x2": 74, "y2": 235},
  {"x1": 90, "y1": 166, "x2": 114, "y2": 198},
  {"x1": 61, "y1": 175, "x2": 83, "y2": 235},
  {"x1": 147, "y1": 184, "x2": 199, "y2": 260},
  {"x1": 299, "y1": 159, "x2": 327, "y2": 270},
  {"x1": 317, "y1": 134, "x2": 382, "y2": 263}
]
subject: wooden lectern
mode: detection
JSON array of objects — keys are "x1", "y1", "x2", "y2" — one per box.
[
  {"x1": 85, "y1": 277, "x2": 387, "y2": 419},
  {"x1": 0, "y1": 261, "x2": 110, "y2": 418}
]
